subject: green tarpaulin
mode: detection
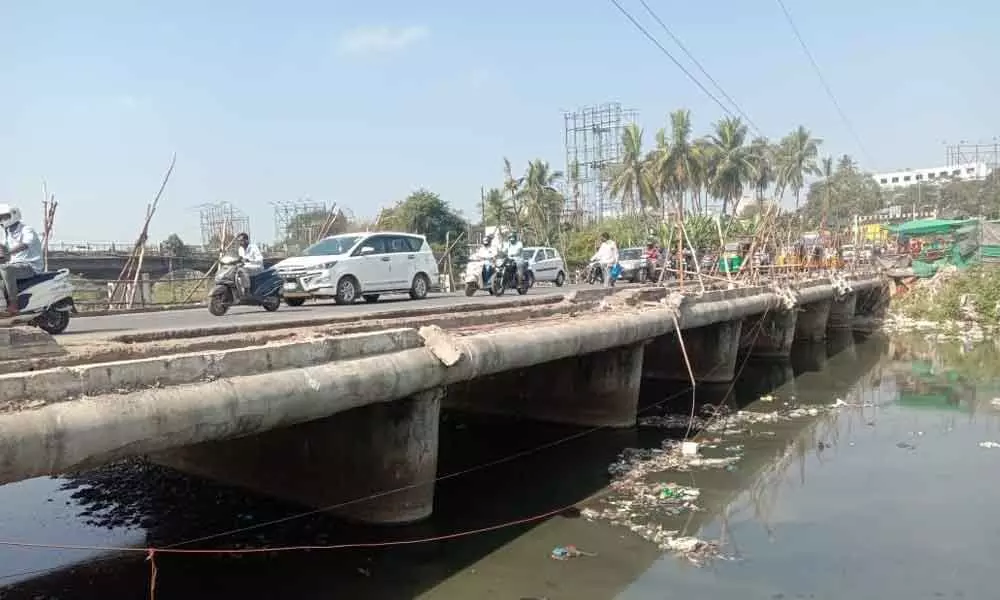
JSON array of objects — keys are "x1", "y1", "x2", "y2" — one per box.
[{"x1": 887, "y1": 219, "x2": 967, "y2": 236}]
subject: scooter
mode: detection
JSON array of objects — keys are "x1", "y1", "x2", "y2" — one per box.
[
  {"x1": 0, "y1": 249, "x2": 75, "y2": 334},
  {"x1": 208, "y1": 255, "x2": 283, "y2": 316},
  {"x1": 462, "y1": 259, "x2": 495, "y2": 297}
]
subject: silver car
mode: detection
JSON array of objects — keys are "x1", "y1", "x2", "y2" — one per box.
[
  {"x1": 520, "y1": 246, "x2": 568, "y2": 287},
  {"x1": 617, "y1": 247, "x2": 651, "y2": 283}
]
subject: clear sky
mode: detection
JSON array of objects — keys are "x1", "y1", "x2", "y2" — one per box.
[{"x1": 2, "y1": 0, "x2": 996, "y2": 245}]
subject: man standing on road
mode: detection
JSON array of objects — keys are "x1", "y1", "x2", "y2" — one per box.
[
  {"x1": 0, "y1": 204, "x2": 43, "y2": 315},
  {"x1": 235, "y1": 232, "x2": 264, "y2": 298}
]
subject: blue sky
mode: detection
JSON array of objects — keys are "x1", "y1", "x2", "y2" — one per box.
[{"x1": 1, "y1": 0, "x2": 996, "y2": 244}]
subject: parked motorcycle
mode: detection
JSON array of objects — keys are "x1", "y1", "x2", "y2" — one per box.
[
  {"x1": 462, "y1": 259, "x2": 495, "y2": 297},
  {"x1": 208, "y1": 255, "x2": 283, "y2": 316},
  {"x1": 0, "y1": 246, "x2": 75, "y2": 334},
  {"x1": 489, "y1": 256, "x2": 528, "y2": 296},
  {"x1": 586, "y1": 261, "x2": 621, "y2": 287}
]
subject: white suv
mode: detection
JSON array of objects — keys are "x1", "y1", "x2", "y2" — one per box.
[{"x1": 274, "y1": 232, "x2": 440, "y2": 305}]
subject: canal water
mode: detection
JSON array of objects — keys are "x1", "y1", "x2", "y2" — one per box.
[{"x1": 2, "y1": 332, "x2": 999, "y2": 599}]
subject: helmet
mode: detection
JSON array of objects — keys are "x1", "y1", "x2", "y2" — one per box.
[
  {"x1": 0, "y1": 204, "x2": 21, "y2": 230},
  {"x1": 236, "y1": 232, "x2": 249, "y2": 243},
  {"x1": 483, "y1": 234, "x2": 493, "y2": 246},
  {"x1": 508, "y1": 231, "x2": 517, "y2": 241}
]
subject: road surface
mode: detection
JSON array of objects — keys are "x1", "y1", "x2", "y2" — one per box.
[{"x1": 66, "y1": 284, "x2": 592, "y2": 337}]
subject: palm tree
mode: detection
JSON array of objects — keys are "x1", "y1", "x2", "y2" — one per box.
[
  {"x1": 748, "y1": 137, "x2": 776, "y2": 208},
  {"x1": 520, "y1": 159, "x2": 564, "y2": 243},
  {"x1": 652, "y1": 109, "x2": 700, "y2": 218},
  {"x1": 483, "y1": 187, "x2": 510, "y2": 227},
  {"x1": 502, "y1": 157, "x2": 524, "y2": 230},
  {"x1": 606, "y1": 123, "x2": 655, "y2": 215},
  {"x1": 707, "y1": 116, "x2": 755, "y2": 216},
  {"x1": 776, "y1": 126, "x2": 822, "y2": 212}
]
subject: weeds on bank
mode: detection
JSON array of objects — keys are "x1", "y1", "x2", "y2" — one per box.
[{"x1": 895, "y1": 265, "x2": 1000, "y2": 324}]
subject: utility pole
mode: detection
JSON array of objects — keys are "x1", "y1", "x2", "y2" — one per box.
[{"x1": 480, "y1": 186, "x2": 486, "y2": 225}]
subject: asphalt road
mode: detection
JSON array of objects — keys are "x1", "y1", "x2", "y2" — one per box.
[{"x1": 66, "y1": 284, "x2": 590, "y2": 337}]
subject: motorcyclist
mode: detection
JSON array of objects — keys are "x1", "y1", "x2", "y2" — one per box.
[
  {"x1": 235, "y1": 232, "x2": 263, "y2": 298},
  {"x1": 0, "y1": 204, "x2": 43, "y2": 315},
  {"x1": 502, "y1": 231, "x2": 526, "y2": 285},
  {"x1": 590, "y1": 232, "x2": 619, "y2": 288}
]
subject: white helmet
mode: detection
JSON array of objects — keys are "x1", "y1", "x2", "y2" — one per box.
[{"x1": 0, "y1": 204, "x2": 20, "y2": 230}]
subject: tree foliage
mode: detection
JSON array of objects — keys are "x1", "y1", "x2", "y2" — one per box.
[{"x1": 161, "y1": 233, "x2": 188, "y2": 256}]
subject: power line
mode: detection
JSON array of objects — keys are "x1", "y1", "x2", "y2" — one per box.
[
  {"x1": 636, "y1": 0, "x2": 763, "y2": 135},
  {"x1": 774, "y1": 0, "x2": 874, "y2": 166},
  {"x1": 607, "y1": 0, "x2": 761, "y2": 135}
]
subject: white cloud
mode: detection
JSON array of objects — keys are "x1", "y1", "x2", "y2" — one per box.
[{"x1": 336, "y1": 25, "x2": 429, "y2": 57}]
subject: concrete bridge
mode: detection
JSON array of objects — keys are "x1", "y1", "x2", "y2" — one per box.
[{"x1": 0, "y1": 272, "x2": 889, "y2": 525}]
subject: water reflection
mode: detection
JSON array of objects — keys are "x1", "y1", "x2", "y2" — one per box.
[{"x1": 3, "y1": 331, "x2": 980, "y2": 600}]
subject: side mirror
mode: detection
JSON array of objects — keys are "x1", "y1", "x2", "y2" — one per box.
[{"x1": 359, "y1": 246, "x2": 376, "y2": 255}]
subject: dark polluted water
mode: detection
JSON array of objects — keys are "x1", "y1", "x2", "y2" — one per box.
[{"x1": 2, "y1": 332, "x2": 1000, "y2": 599}]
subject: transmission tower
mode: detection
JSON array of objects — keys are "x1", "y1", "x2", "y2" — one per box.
[
  {"x1": 563, "y1": 102, "x2": 638, "y2": 221},
  {"x1": 945, "y1": 138, "x2": 999, "y2": 173}
]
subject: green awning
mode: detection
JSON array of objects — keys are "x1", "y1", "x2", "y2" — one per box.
[{"x1": 888, "y1": 219, "x2": 969, "y2": 236}]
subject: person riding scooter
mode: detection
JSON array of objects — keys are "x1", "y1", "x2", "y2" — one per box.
[
  {"x1": 0, "y1": 204, "x2": 43, "y2": 316},
  {"x1": 474, "y1": 234, "x2": 496, "y2": 283},
  {"x1": 235, "y1": 232, "x2": 264, "y2": 299}
]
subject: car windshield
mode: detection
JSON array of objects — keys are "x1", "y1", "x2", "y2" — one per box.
[
  {"x1": 521, "y1": 249, "x2": 536, "y2": 260},
  {"x1": 303, "y1": 235, "x2": 361, "y2": 256},
  {"x1": 620, "y1": 248, "x2": 642, "y2": 260}
]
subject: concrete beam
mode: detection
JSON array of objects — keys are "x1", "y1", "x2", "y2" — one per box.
[
  {"x1": 0, "y1": 327, "x2": 65, "y2": 362},
  {"x1": 0, "y1": 328, "x2": 424, "y2": 410},
  {"x1": 154, "y1": 388, "x2": 442, "y2": 524},
  {"x1": 643, "y1": 320, "x2": 742, "y2": 383},
  {"x1": 446, "y1": 343, "x2": 644, "y2": 427}
]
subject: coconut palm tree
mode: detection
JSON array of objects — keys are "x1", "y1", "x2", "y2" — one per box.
[
  {"x1": 776, "y1": 126, "x2": 822, "y2": 212},
  {"x1": 606, "y1": 123, "x2": 655, "y2": 215},
  {"x1": 502, "y1": 157, "x2": 524, "y2": 230},
  {"x1": 748, "y1": 137, "x2": 776, "y2": 207},
  {"x1": 652, "y1": 109, "x2": 700, "y2": 218},
  {"x1": 483, "y1": 187, "x2": 510, "y2": 227},
  {"x1": 707, "y1": 116, "x2": 755, "y2": 216},
  {"x1": 520, "y1": 159, "x2": 564, "y2": 243}
]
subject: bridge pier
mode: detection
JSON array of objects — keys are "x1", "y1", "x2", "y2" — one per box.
[
  {"x1": 741, "y1": 309, "x2": 797, "y2": 359},
  {"x1": 854, "y1": 283, "x2": 890, "y2": 331},
  {"x1": 643, "y1": 320, "x2": 742, "y2": 383},
  {"x1": 446, "y1": 343, "x2": 644, "y2": 427},
  {"x1": 794, "y1": 300, "x2": 832, "y2": 342},
  {"x1": 152, "y1": 388, "x2": 442, "y2": 525},
  {"x1": 827, "y1": 292, "x2": 858, "y2": 330}
]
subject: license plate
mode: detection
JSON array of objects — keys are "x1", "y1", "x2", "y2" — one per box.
[{"x1": 284, "y1": 282, "x2": 299, "y2": 291}]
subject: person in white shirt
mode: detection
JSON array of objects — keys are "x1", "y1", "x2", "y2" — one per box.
[
  {"x1": 474, "y1": 235, "x2": 496, "y2": 261},
  {"x1": 502, "y1": 231, "x2": 526, "y2": 284},
  {"x1": 590, "y1": 232, "x2": 619, "y2": 288},
  {"x1": 235, "y1": 232, "x2": 264, "y2": 298},
  {"x1": 0, "y1": 204, "x2": 43, "y2": 315}
]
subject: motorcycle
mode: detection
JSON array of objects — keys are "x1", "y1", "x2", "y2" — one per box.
[
  {"x1": 0, "y1": 247, "x2": 75, "y2": 334},
  {"x1": 489, "y1": 255, "x2": 528, "y2": 296},
  {"x1": 586, "y1": 261, "x2": 620, "y2": 287},
  {"x1": 462, "y1": 258, "x2": 495, "y2": 297},
  {"x1": 208, "y1": 255, "x2": 283, "y2": 316}
]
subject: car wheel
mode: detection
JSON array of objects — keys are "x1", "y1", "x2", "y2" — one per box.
[
  {"x1": 334, "y1": 276, "x2": 359, "y2": 305},
  {"x1": 554, "y1": 271, "x2": 565, "y2": 287},
  {"x1": 409, "y1": 273, "x2": 429, "y2": 300}
]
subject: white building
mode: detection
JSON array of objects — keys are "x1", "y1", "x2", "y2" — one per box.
[{"x1": 872, "y1": 161, "x2": 992, "y2": 189}]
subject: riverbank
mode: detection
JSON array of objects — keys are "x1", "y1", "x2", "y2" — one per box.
[{"x1": 889, "y1": 265, "x2": 1000, "y2": 337}]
